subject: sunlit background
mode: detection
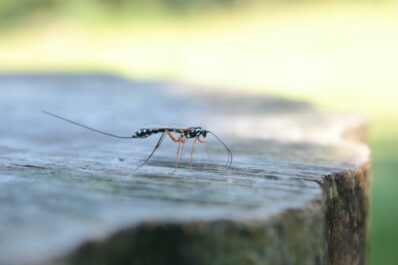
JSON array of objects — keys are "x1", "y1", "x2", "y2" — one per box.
[{"x1": 1, "y1": 0, "x2": 397, "y2": 264}]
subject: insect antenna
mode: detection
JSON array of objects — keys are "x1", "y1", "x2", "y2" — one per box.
[
  {"x1": 207, "y1": 131, "x2": 233, "y2": 169},
  {"x1": 42, "y1": 111, "x2": 133, "y2": 139}
]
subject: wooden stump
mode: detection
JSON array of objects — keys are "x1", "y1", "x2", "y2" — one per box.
[{"x1": 0, "y1": 74, "x2": 370, "y2": 265}]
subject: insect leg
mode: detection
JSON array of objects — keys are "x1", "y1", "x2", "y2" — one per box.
[
  {"x1": 190, "y1": 137, "x2": 199, "y2": 168},
  {"x1": 176, "y1": 138, "x2": 187, "y2": 168},
  {"x1": 179, "y1": 140, "x2": 186, "y2": 159},
  {"x1": 165, "y1": 130, "x2": 182, "y2": 142},
  {"x1": 164, "y1": 130, "x2": 187, "y2": 168},
  {"x1": 140, "y1": 132, "x2": 166, "y2": 167},
  {"x1": 197, "y1": 137, "x2": 212, "y2": 162},
  {"x1": 175, "y1": 142, "x2": 181, "y2": 168}
]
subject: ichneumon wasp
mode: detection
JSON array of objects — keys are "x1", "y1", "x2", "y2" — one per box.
[{"x1": 43, "y1": 111, "x2": 232, "y2": 169}]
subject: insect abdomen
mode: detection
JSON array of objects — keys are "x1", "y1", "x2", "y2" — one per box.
[{"x1": 132, "y1": 128, "x2": 164, "y2": 138}]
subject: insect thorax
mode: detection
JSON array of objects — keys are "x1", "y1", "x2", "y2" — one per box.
[{"x1": 183, "y1": 127, "x2": 207, "y2": 138}]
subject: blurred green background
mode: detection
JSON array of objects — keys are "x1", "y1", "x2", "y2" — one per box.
[{"x1": 0, "y1": 0, "x2": 397, "y2": 264}]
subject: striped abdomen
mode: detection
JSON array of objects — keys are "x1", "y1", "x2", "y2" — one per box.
[
  {"x1": 132, "y1": 127, "x2": 204, "y2": 139},
  {"x1": 131, "y1": 128, "x2": 184, "y2": 138},
  {"x1": 132, "y1": 128, "x2": 163, "y2": 138}
]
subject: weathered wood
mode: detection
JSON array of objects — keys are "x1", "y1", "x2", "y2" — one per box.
[{"x1": 0, "y1": 74, "x2": 370, "y2": 265}]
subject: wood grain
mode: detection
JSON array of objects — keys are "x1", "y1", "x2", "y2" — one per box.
[{"x1": 0, "y1": 74, "x2": 370, "y2": 265}]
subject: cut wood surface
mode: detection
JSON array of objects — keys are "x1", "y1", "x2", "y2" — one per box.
[{"x1": 0, "y1": 74, "x2": 370, "y2": 265}]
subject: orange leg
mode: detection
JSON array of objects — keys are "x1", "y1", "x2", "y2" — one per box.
[
  {"x1": 176, "y1": 141, "x2": 185, "y2": 168},
  {"x1": 165, "y1": 130, "x2": 186, "y2": 168},
  {"x1": 166, "y1": 130, "x2": 185, "y2": 143},
  {"x1": 197, "y1": 137, "x2": 212, "y2": 162},
  {"x1": 190, "y1": 138, "x2": 198, "y2": 168},
  {"x1": 175, "y1": 142, "x2": 181, "y2": 168}
]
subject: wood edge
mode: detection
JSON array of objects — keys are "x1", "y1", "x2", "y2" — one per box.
[{"x1": 55, "y1": 203, "x2": 326, "y2": 265}]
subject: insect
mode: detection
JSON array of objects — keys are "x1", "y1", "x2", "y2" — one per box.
[{"x1": 43, "y1": 111, "x2": 232, "y2": 169}]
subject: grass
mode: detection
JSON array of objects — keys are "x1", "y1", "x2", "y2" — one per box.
[
  {"x1": 370, "y1": 140, "x2": 398, "y2": 265},
  {"x1": 0, "y1": 1, "x2": 397, "y2": 264}
]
